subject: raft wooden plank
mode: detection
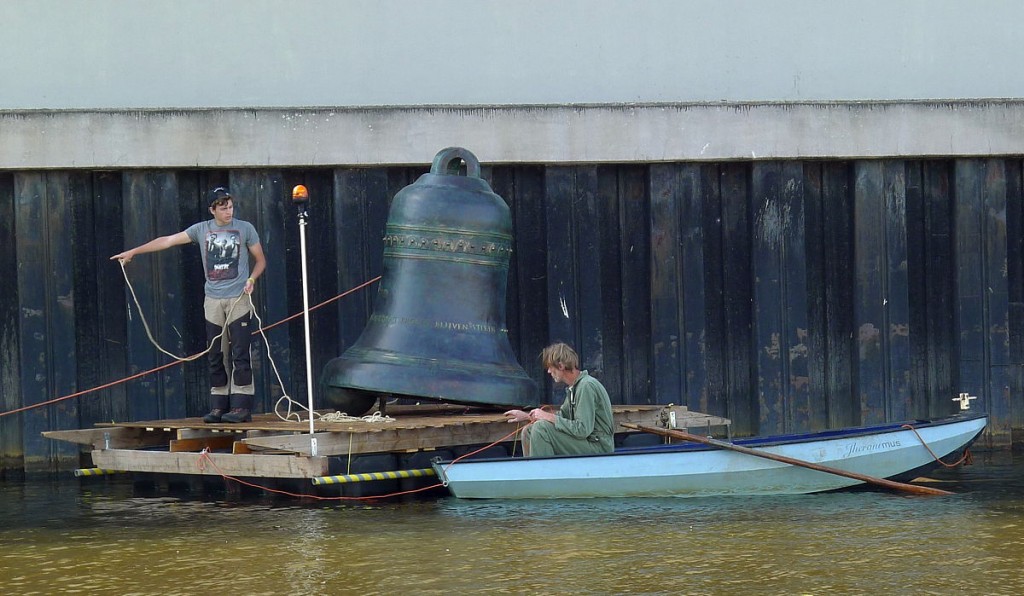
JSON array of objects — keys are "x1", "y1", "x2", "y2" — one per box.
[
  {"x1": 88, "y1": 405, "x2": 711, "y2": 434},
  {"x1": 242, "y1": 425, "x2": 499, "y2": 457},
  {"x1": 42, "y1": 427, "x2": 174, "y2": 449},
  {"x1": 670, "y1": 413, "x2": 732, "y2": 430},
  {"x1": 94, "y1": 404, "x2": 496, "y2": 431},
  {"x1": 169, "y1": 435, "x2": 237, "y2": 452},
  {"x1": 241, "y1": 406, "x2": 725, "y2": 456},
  {"x1": 90, "y1": 449, "x2": 329, "y2": 478},
  {"x1": 177, "y1": 428, "x2": 231, "y2": 439},
  {"x1": 232, "y1": 442, "x2": 253, "y2": 454},
  {"x1": 98, "y1": 414, "x2": 489, "y2": 433}
]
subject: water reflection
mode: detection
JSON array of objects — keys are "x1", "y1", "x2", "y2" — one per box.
[{"x1": 1, "y1": 453, "x2": 1023, "y2": 595}]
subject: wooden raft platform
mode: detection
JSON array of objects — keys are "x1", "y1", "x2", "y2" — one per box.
[{"x1": 43, "y1": 404, "x2": 730, "y2": 479}]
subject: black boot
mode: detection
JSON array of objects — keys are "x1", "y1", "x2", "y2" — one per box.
[
  {"x1": 221, "y1": 394, "x2": 254, "y2": 423},
  {"x1": 203, "y1": 394, "x2": 230, "y2": 423}
]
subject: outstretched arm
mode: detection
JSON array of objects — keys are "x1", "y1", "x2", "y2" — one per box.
[{"x1": 110, "y1": 231, "x2": 191, "y2": 263}]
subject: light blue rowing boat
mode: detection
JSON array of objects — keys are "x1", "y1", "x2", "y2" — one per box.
[{"x1": 432, "y1": 413, "x2": 987, "y2": 499}]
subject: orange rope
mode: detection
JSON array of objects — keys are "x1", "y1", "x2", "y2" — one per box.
[
  {"x1": 0, "y1": 276, "x2": 381, "y2": 418},
  {"x1": 442, "y1": 423, "x2": 529, "y2": 471},
  {"x1": 193, "y1": 423, "x2": 529, "y2": 501},
  {"x1": 901, "y1": 423, "x2": 974, "y2": 468}
]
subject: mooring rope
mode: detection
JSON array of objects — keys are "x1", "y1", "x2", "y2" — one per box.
[
  {"x1": 901, "y1": 423, "x2": 974, "y2": 468},
  {"x1": 0, "y1": 275, "x2": 381, "y2": 418}
]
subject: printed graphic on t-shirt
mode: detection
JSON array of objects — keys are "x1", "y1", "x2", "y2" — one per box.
[{"x1": 204, "y1": 229, "x2": 242, "y2": 280}]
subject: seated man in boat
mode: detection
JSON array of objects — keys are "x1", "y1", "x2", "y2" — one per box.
[{"x1": 504, "y1": 342, "x2": 615, "y2": 457}]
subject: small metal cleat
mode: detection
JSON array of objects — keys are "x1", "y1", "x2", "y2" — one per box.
[{"x1": 953, "y1": 392, "x2": 977, "y2": 411}]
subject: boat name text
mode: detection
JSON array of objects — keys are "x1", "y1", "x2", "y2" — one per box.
[{"x1": 843, "y1": 440, "x2": 901, "y2": 457}]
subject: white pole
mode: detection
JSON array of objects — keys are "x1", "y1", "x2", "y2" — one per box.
[{"x1": 293, "y1": 185, "x2": 317, "y2": 456}]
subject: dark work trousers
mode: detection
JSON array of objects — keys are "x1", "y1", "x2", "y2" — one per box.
[{"x1": 204, "y1": 295, "x2": 255, "y2": 399}]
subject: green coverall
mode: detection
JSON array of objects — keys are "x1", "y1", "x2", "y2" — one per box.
[{"x1": 526, "y1": 370, "x2": 614, "y2": 457}]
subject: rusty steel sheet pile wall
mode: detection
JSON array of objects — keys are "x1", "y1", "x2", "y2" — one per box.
[{"x1": 1, "y1": 159, "x2": 1022, "y2": 473}]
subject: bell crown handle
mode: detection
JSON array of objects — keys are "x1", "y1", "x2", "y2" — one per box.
[{"x1": 431, "y1": 147, "x2": 481, "y2": 178}]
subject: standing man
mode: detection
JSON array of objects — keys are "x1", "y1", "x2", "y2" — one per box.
[
  {"x1": 504, "y1": 342, "x2": 615, "y2": 457},
  {"x1": 112, "y1": 187, "x2": 266, "y2": 423}
]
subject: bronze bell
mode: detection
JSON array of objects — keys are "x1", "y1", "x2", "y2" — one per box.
[{"x1": 321, "y1": 147, "x2": 538, "y2": 415}]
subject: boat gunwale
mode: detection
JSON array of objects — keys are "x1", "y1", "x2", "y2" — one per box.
[{"x1": 435, "y1": 412, "x2": 988, "y2": 466}]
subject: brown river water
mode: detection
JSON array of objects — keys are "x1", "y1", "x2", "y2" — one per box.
[{"x1": 2, "y1": 452, "x2": 1023, "y2": 595}]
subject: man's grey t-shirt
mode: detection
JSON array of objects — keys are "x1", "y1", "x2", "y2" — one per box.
[{"x1": 185, "y1": 218, "x2": 261, "y2": 299}]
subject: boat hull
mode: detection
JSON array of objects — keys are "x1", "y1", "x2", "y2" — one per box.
[{"x1": 432, "y1": 414, "x2": 987, "y2": 499}]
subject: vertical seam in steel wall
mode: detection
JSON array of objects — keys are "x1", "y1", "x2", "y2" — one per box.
[
  {"x1": 677, "y1": 165, "x2": 688, "y2": 405},
  {"x1": 881, "y1": 165, "x2": 892, "y2": 421},
  {"x1": 152, "y1": 177, "x2": 162, "y2": 421},
  {"x1": 571, "y1": 168, "x2": 582, "y2": 354},
  {"x1": 981, "y1": 161, "x2": 992, "y2": 412},
  {"x1": 42, "y1": 176, "x2": 53, "y2": 445}
]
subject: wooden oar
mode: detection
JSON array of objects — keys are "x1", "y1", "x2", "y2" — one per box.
[{"x1": 622, "y1": 423, "x2": 953, "y2": 496}]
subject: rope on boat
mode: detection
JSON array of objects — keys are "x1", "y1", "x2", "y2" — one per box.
[{"x1": 901, "y1": 423, "x2": 974, "y2": 468}]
